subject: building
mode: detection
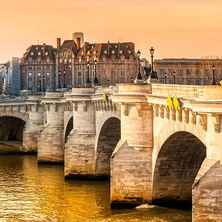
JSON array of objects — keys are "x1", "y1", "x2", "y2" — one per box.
[
  {"x1": 0, "y1": 58, "x2": 21, "y2": 96},
  {"x1": 155, "y1": 58, "x2": 222, "y2": 85},
  {"x1": 6, "y1": 57, "x2": 21, "y2": 95},
  {"x1": 72, "y1": 40, "x2": 137, "y2": 87},
  {"x1": 20, "y1": 44, "x2": 56, "y2": 94},
  {"x1": 0, "y1": 63, "x2": 8, "y2": 94},
  {"x1": 20, "y1": 32, "x2": 139, "y2": 94},
  {"x1": 56, "y1": 34, "x2": 79, "y2": 89}
]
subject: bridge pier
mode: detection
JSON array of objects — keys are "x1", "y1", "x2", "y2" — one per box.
[
  {"x1": 65, "y1": 88, "x2": 96, "y2": 178},
  {"x1": 38, "y1": 93, "x2": 64, "y2": 163},
  {"x1": 23, "y1": 104, "x2": 44, "y2": 152},
  {"x1": 111, "y1": 84, "x2": 153, "y2": 207}
]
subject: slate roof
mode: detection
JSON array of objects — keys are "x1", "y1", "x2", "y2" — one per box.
[
  {"x1": 22, "y1": 44, "x2": 56, "y2": 62},
  {"x1": 78, "y1": 42, "x2": 135, "y2": 60}
]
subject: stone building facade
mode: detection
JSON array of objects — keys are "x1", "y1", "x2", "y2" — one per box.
[
  {"x1": 20, "y1": 32, "x2": 138, "y2": 94},
  {"x1": 20, "y1": 44, "x2": 56, "y2": 94},
  {"x1": 155, "y1": 58, "x2": 222, "y2": 85}
]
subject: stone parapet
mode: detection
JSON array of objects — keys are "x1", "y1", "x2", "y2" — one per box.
[{"x1": 152, "y1": 84, "x2": 222, "y2": 100}]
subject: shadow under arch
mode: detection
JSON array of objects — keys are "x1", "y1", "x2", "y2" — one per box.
[
  {"x1": 65, "y1": 117, "x2": 73, "y2": 143},
  {"x1": 95, "y1": 117, "x2": 121, "y2": 177},
  {"x1": 0, "y1": 116, "x2": 25, "y2": 142},
  {"x1": 152, "y1": 131, "x2": 206, "y2": 208}
]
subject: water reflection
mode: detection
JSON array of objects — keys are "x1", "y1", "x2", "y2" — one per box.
[{"x1": 0, "y1": 155, "x2": 191, "y2": 222}]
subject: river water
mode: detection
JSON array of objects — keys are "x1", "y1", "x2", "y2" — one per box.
[{"x1": 0, "y1": 155, "x2": 191, "y2": 222}]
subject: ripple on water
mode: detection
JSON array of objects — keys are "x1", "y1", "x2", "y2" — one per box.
[{"x1": 0, "y1": 155, "x2": 191, "y2": 222}]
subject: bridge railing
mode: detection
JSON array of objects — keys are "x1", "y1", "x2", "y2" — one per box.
[{"x1": 151, "y1": 84, "x2": 222, "y2": 100}]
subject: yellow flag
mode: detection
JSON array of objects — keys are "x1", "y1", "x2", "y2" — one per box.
[
  {"x1": 173, "y1": 96, "x2": 181, "y2": 111},
  {"x1": 167, "y1": 96, "x2": 173, "y2": 110}
]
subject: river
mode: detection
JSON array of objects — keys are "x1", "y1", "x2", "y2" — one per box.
[{"x1": 0, "y1": 155, "x2": 191, "y2": 222}]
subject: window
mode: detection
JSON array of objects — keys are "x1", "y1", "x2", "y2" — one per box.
[{"x1": 186, "y1": 69, "x2": 191, "y2": 75}]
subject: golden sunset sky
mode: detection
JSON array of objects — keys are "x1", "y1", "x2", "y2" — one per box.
[{"x1": 0, "y1": 0, "x2": 221, "y2": 61}]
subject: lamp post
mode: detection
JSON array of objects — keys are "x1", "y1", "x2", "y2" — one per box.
[
  {"x1": 86, "y1": 52, "x2": 91, "y2": 87},
  {"x1": 46, "y1": 72, "x2": 50, "y2": 91},
  {"x1": 93, "y1": 58, "x2": 99, "y2": 86},
  {"x1": 150, "y1": 47, "x2": 155, "y2": 74},
  {"x1": 86, "y1": 59, "x2": 91, "y2": 87},
  {"x1": 164, "y1": 73, "x2": 167, "y2": 84},
  {"x1": 134, "y1": 50, "x2": 143, "y2": 83},
  {"x1": 212, "y1": 64, "x2": 216, "y2": 85},
  {"x1": 149, "y1": 46, "x2": 158, "y2": 80},
  {"x1": 172, "y1": 71, "x2": 176, "y2": 84}
]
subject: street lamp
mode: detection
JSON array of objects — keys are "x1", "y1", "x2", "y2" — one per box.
[
  {"x1": 86, "y1": 51, "x2": 92, "y2": 87},
  {"x1": 134, "y1": 50, "x2": 143, "y2": 83},
  {"x1": 150, "y1": 47, "x2": 155, "y2": 74},
  {"x1": 164, "y1": 73, "x2": 167, "y2": 84},
  {"x1": 212, "y1": 64, "x2": 216, "y2": 85},
  {"x1": 149, "y1": 46, "x2": 158, "y2": 80},
  {"x1": 86, "y1": 56, "x2": 91, "y2": 87},
  {"x1": 172, "y1": 71, "x2": 176, "y2": 84},
  {"x1": 93, "y1": 58, "x2": 99, "y2": 86}
]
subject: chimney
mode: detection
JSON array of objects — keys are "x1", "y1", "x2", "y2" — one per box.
[
  {"x1": 57, "y1": 38, "x2": 61, "y2": 49},
  {"x1": 72, "y1": 32, "x2": 84, "y2": 49}
]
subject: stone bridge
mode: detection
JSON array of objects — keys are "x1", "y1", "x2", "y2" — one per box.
[{"x1": 0, "y1": 84, "x2": 222, "y2": 221}]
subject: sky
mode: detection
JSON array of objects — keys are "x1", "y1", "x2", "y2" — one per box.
[{"x1": 0, "y1": 0, "x2": 222, "y2": 61}]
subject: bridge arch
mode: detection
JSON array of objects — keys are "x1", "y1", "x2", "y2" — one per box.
[
  {"x1": 95, "y1": 116, "x2": 121, "y2": 177},
  {"x1": 0, "y1": 112, "x2": 29, "y2": 123},
  {"x1": 0, "y1": 116, "x2": 26, "y2": 143},
  {"x1": 152, "y1": 131, "x2": 206, "y2": 207}
]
